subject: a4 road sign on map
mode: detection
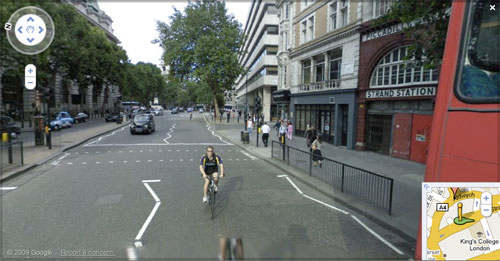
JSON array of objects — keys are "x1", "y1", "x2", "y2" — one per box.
[{"x1": 422, "y1": 183, "x2": 500, "y2": 260}]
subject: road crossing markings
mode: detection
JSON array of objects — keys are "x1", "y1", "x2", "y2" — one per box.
[
  {"x1": 241, "y1": 151, "x2": 258, "y2": 160},
  {"x1": 96, "y1": 162, "x2": 100, "y2": 164},
  {"x1": 148, "y1": 160, "x2": 152, "y2": 162},
  {"x1": 109, "y1": 161, "x2": 114, "y2": 164},
  {"x1": 176, "y1": 150, "x2": 180, "y2": 152},
  {"x1": 136, "y1": 160, "x2": 141, "y2": 163},
  {"x1": 169, "y1": 159, "x2": 173, "y2": 162},
  {"x1": 124, "y1": 161, "x2": 128, "y2": 163},
  {"x1": 189, "y1": 159, "x2": 193, "y2": 161},
  {"x1": 278, "y1": 174, "x2": 405, "y2": 256},
  {"x1": 135, "y1": 179, "x2": 161, "y2": 248},
  {"x1": 159, "y1": 160, "x2": 164, "y2": 162},
  {"x1": 85, "y1": 152, "x2": 89, "y2": 154},
  {"x1": 0, "y1": 187, "x2": 17, "y2": 190},
  {"x1": 179, "y1": 159, "x2": 184, "y2": 161},
  {"x1": 82, "y1": 162, "x2": 87, "y2": 165},
  {"x1": 51, "y1": 152, "x2": 70, "y2": 166},
  {"x1": 127, "y1": 247, "x2": 137, "y2": 260},
  {"x1": 129, "y1": 150, "x2": 133, "y2": 153}
]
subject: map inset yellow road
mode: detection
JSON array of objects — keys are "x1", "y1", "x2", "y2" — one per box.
[{"x1": 424, "y1": 186, "x2": 500, "y2": 260}]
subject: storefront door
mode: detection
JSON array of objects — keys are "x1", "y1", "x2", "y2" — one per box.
[
  {"x1": 366, "y1": 114, "x2": 393, "y2": 155},
  {"x1": 341, "y1": 105, "x2": 349, "y2": 146},
  {"x1": 319, "y1": 110, "x2": 331, "y2": 142}
]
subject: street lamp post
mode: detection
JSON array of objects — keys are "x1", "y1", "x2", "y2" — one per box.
[{"x1": 244, "y1": 69, "x2": 249, "y2": 130}]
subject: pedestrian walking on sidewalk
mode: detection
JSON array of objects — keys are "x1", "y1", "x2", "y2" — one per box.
[
  {"x1": 279, "y1": 120, "x2": 287, "y2": 144},
  {"x1": 311, "y1": 135, "x2": 323, "y2": 168},
  {"x1": 227, "y1": 110, "x2": 231, "y2": 123},
  {"x1": 261, "y1": 122, "x2": 270, "y2": 147},
  {"x1": 287, "y1": 121, "x2": 293, "y2": 141},
  {"x1": 305, "y1": 125, "x2": 317, "y2": 149},
  {"x1": 247, "y1": 118, "x2": 253, "y2": 136},
  {"x1": 273, "y1": 120, "x2": 281, "y2": 135}
]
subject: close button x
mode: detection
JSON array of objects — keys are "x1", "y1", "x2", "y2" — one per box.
[{"x1": 491, "y1": 5, "x2": 496, "y2": 11}]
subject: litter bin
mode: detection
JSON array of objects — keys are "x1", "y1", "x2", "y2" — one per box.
[{"x1": 241, "y1": 131, "x2": 249, "y2": 144}]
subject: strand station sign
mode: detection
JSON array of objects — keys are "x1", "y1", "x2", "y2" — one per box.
[{"x1": 366, "y1": 86, "x2": 437, "y2": 99}]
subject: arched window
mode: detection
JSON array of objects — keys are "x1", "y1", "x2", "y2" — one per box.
[{"x1": 370, "y1": 46, "x2": 438, "y2": 88}]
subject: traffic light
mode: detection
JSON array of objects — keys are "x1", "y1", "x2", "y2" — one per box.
[{"x1": 254, "y1": 96, "x2": 261, "y2": 113}]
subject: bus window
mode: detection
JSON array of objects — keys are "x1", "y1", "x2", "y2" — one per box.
[{"x1": 456, "y1": 0, "x2": 499, "y2": 102}]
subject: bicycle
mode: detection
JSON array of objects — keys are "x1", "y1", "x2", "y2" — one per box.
[{"x1": 207, "y1": 175, "x2": 217, "y2": 219}]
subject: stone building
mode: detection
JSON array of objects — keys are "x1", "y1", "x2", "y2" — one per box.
[{"x1": 0, "y1": 0, "x2": 122, "y2": 124}]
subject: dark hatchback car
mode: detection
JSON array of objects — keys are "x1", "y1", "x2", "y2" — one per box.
[
  {"x1": 130, "y1": 114, "x2": 155, "y2": 134},
  {"x1": 105, "y1": 112, "x2": 125, "y2": 122},
  {"x1": 74, "y1": 112, "x2": 89, "y2": 123},
  {"x1": 0, "y1": 116, "x2": 21, "y2": 138}
]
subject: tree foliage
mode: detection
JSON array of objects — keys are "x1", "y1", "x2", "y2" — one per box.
[
  {"x1": 155, "y1": 0, "x2": 244, "y2": 118},
  {"x1": 376, "y1": 0, "x2": 452, "y2": 68}
]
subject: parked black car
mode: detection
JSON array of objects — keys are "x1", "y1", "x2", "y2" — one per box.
[
  {"x1": 130, "y1": 114, "x2": 155, "y2": 134},
  {"x1": 0, "y1": 116, "x2": 21, "y2": 138},
  {"x1": 74, "y1": 112, "x2": 89, "y2": 123},
  {"x1": 105, "y1": 112, "x2": 126, "y2": 122}
]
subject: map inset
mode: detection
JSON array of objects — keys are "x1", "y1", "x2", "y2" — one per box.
[{"x1": 422, "y1": 183, "x2": 500, "y2": 260}]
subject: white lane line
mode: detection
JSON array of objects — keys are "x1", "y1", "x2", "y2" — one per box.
[
  {"x1": 134, "y1": 180, "x2": 162, "y2": 245},
  {"x1": 135, "y1": 201, "x2": 161, "y2": 242},
  {"x1": 82, "y1": 162, "x2": 87, "y2": 165},
  {"x1": 169, "y1": 159, "x2": 173, "y2": 162},
  {"x1": 83, "y1": 126, "x2": 126, "y2": 147},
  {"x1": 179, "y1": 159, "x2": 184, "y2": 161},
  {"x1": 194, "y1": 150, "x2": 197, "y2": 152},
  {"x1": 302, "y1": 194, "x2": 348, "y2": 215},
  {"x1": 58, "y1": 153, "x2": 71, "y2": 161},
  {"x1": 136, "y1": 160, "x2": 141, "y2": 163},
  {"x1": 176, "y1": 150, "x2": 180, "y2": 152},
  {"x1": 149, "y1": 150, "x2": 153, "y2": 152},
  {"x1": 129, "y1": 150, "x2": 133, "y2": 153},
  {"x1": 85, "y1": 152, "x2": 89, "y2": 154},
  {"x1": 229, "y1": 159, "x2": 233, "y2": 161},
  {"x1": 241, "y1": 151, "x2": 258, "y2": 160},
  {"x1": 350, "y1": 215, "x2": 405, "y2": 255},
  {"x1": 83, "y1": 143, "x2": 232, "y2": 147},
  {"x1": 0, "y1": 187, "x2": 17, "y2": 190},
  {"x1": 163, "y1": 123, "x2": 176, "y2": 144},
  {"x1": 189, "y1": 159, "x2": 193, "y2": 161},
  {"x1": 140, "y1": 150, "x2": 143, "y2": 153},
  {"x1": 67, "y1": 162, "x2": 73, "y2": 165},
  {"x1": 96, "y1": 162, "x2": 100, "y2": 164},
  {"x1": 284, "y1": 176, "x2": 303, "y2": 194},
  {"x1": 124, "y1": 161, "x2": 128, "y2": 163},
  {"x1": 236, "y1": 159, "x2": 240, "y2": 161},
  {"x1": 186, "y1": 149, "x2": 189, "y2": 152},
  {"x1": 142, "y1": 179, "x2": 161, "y2": 183},
  {"x1": 119, "y1": 151, "x2": 123, "y2": 153},
  {"x1": 109, "y1": 161, "x2": 114, "y2": 164},
  {"x1": 159, "y1": 150, "x2": 162, "y2": 152},
  {"x1": 126, "y1": 247, "x2": 137, "y2": 260},
  {"x1": 148, "y1": 160, "x2": 152, "y2": 162}
]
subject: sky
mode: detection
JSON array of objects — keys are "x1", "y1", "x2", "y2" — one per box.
[{"x1": 98, "y1": 1, "x2": 252, "y2": 68}]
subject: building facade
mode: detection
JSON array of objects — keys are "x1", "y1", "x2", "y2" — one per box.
[
  {"x1": 0, "y1": 0, "x2": 122, "y2": 123},
  {"x1": 235, "y1": 0, "x2": 279, "y2": 121},
  {"x1": 279, "y1": 0, "x2": 361, "y2": 149},
  {"x1": 355, "y1": 0, "x2": 439, "y2": 163}
]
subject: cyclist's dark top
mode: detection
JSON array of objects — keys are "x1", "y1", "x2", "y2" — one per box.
[{"x1": 200, "y1": 154, "x2": 223, "y2": 174}]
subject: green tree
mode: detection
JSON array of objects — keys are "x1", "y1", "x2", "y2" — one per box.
[
  {"x1": 376, "y1": 0, "x2": 452, "y2": 68},
  {"x1": 155, "y1": 0, "x2": 244, "y2": 120}
]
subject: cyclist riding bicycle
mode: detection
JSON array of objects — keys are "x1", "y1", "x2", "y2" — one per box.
[{"x1": 199, "y1": 146, "x2": 224, "y2": 203}]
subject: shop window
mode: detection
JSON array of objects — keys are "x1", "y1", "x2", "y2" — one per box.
[{"x1": 370, "y1": 46, "x2": 438, "y2": 88}]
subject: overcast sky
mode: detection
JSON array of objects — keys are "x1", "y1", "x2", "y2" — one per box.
[{"x1": 98, "y1": 1, "x2": 252, "y2": 68}]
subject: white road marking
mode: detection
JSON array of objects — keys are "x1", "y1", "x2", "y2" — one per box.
[
  {"x1": 107, "y1": 151, "x2": 111, "y2": 153},
  {"x1": 179, "y1": 159, "x2": 184, "y2": 161},
  {"x1": 67, "y1": 162, "x2": 73, "y2": 165},
  {"x1": 189, "y1": 159, "x2": 193, "y2": 161},
  {"x1": 85, "y1": 152, "x2": 89, "y2": 154},
  {"x1": 350, "y1": 215, "x2": 405, "y2": 255},
  {"x1": 243, "y1": 159, "x2": 247, "y2": 161},
  {"x1": 284, "y1": 176, "x2": 303, "y2": 194},
  {"x1": 241, "y1": 151, "x2": 258, "y2": 160},
  {"x1": 126, "y1": 247, "x2": 137, "y2": 260},
  {"x1": 194, "y1": 150, "x2": 197, "y2": 152},
  {"x1": 176, "y1": 150, "x2": 180, "y2": 152},
  {"x1": 96, "y1": 162, "x2": 100, "y2": 164},
  {"x1": 163, "y1": 123, "x2": 176, "y2": 144},
  {"x1": 168, "y1": 150, "x2": 172, "y2": 152},
  {"x1": 109, "y1": 161, "x2": 114, "y2": 163},
  {"x1": 236, "y1": 159, "x2": 240, "y2": 161},
  {"x1": 302, "y1": 194, "x2": 348, "y2": 214},
  {"x1": 277, "y1": 175, "x2": 287, "y2": 177},
  {"x1": 169, "y1": 159, "x2": 173, "y2": 162},
  {"x1": 159, "y1": 160, "x2": 164, "y2": 162},
  {"x1": 83, "y1": 143, "x2": 232, "y2": 147},
  {"x1": 148, "y1": 160, "x2": 152, "y2": 162},
  {"x1": 134, "y1": 180, "x2": 162, "y2": 244},
  {"x1": 129, "y1": 150, "x2": 133, "y2": 153},
  {"x1": 229, "y1": 159, "x2": 233, "y2": 161},
  {"x1": 83, "y1": 126, "x2": 126, "y2": 147},
  {"x1": 140, "y1": 150, "x2": 143, "y2": 153},
  {"x1": 124, "y1": 161, "x2": 128, "y2": 163},
  {"x1": 119, "y1": 151, "x2": 123, "y2": 153},
  {"x1": 220, "y1": 149, "x2": 223, "y2": 152},
  {"x1": 142, "y1": 179, "x2": 161, "y2": 183},
  {"x1": 0, "y1": 187, "x2": 17, "y2": 190},
  {"x1": 136, "y1": 160, "x2": 141, "y2": 163},
  {"x1": 159, "y1": 150, "x2": 162, "y2": 152},
  {"x1": 82, "y1": 162, "x2": 87, "y2": 165},
  {"x1": 58, "y1": 153, "x2": 71, "y2": 160},
  {"x1": 186, "y1": 149, "x2": 189, "y2": 152},
  {"x1": 149, "y1": 150, "x2": 153, "y2": 152}
]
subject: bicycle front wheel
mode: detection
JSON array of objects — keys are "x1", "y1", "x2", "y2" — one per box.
[{"x1": 210, "y1": 191, "x2": 216, "y2": 219}]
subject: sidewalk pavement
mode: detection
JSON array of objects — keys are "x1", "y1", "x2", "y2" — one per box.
[
  {"x1": 0, "y1": 120, "x2": 129, "y2": 182},
  {"x1": 206, "y1": 114, "x2": 423, "y2": 245}
]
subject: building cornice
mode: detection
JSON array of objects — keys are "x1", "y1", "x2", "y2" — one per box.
[{"x1": 290, "y1": 23, "x2": 360, "y2": 58}]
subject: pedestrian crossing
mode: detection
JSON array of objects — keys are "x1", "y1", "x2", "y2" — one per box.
[{"x1": 52, "y1": 148, "x2": 256, "y2": 166}]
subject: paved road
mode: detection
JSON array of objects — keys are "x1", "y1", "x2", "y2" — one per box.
[{"x1": 1, "y1": 112, "x2": 413, "y2": 260}]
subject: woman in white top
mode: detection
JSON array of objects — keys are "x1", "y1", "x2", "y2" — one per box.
[
  {"x1": 311, "y1": 135, "x2": 323, "y2": 168},
  {"x1": 247, "y1": 118, "x2": 253, "y2": 136}
]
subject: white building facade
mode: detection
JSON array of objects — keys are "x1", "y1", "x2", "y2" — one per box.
[{"x1": 234, "y1": 0, "x2": 279, "y2": 121}]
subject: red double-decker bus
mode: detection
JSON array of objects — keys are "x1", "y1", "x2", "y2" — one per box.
[{"x1": 416, "y1": 0, "x2": 499, "y2": 259}]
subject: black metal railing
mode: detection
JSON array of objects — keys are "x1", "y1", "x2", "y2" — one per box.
[{"x1": 271, "y1": 140, "x2": 394, "y2": 215}]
